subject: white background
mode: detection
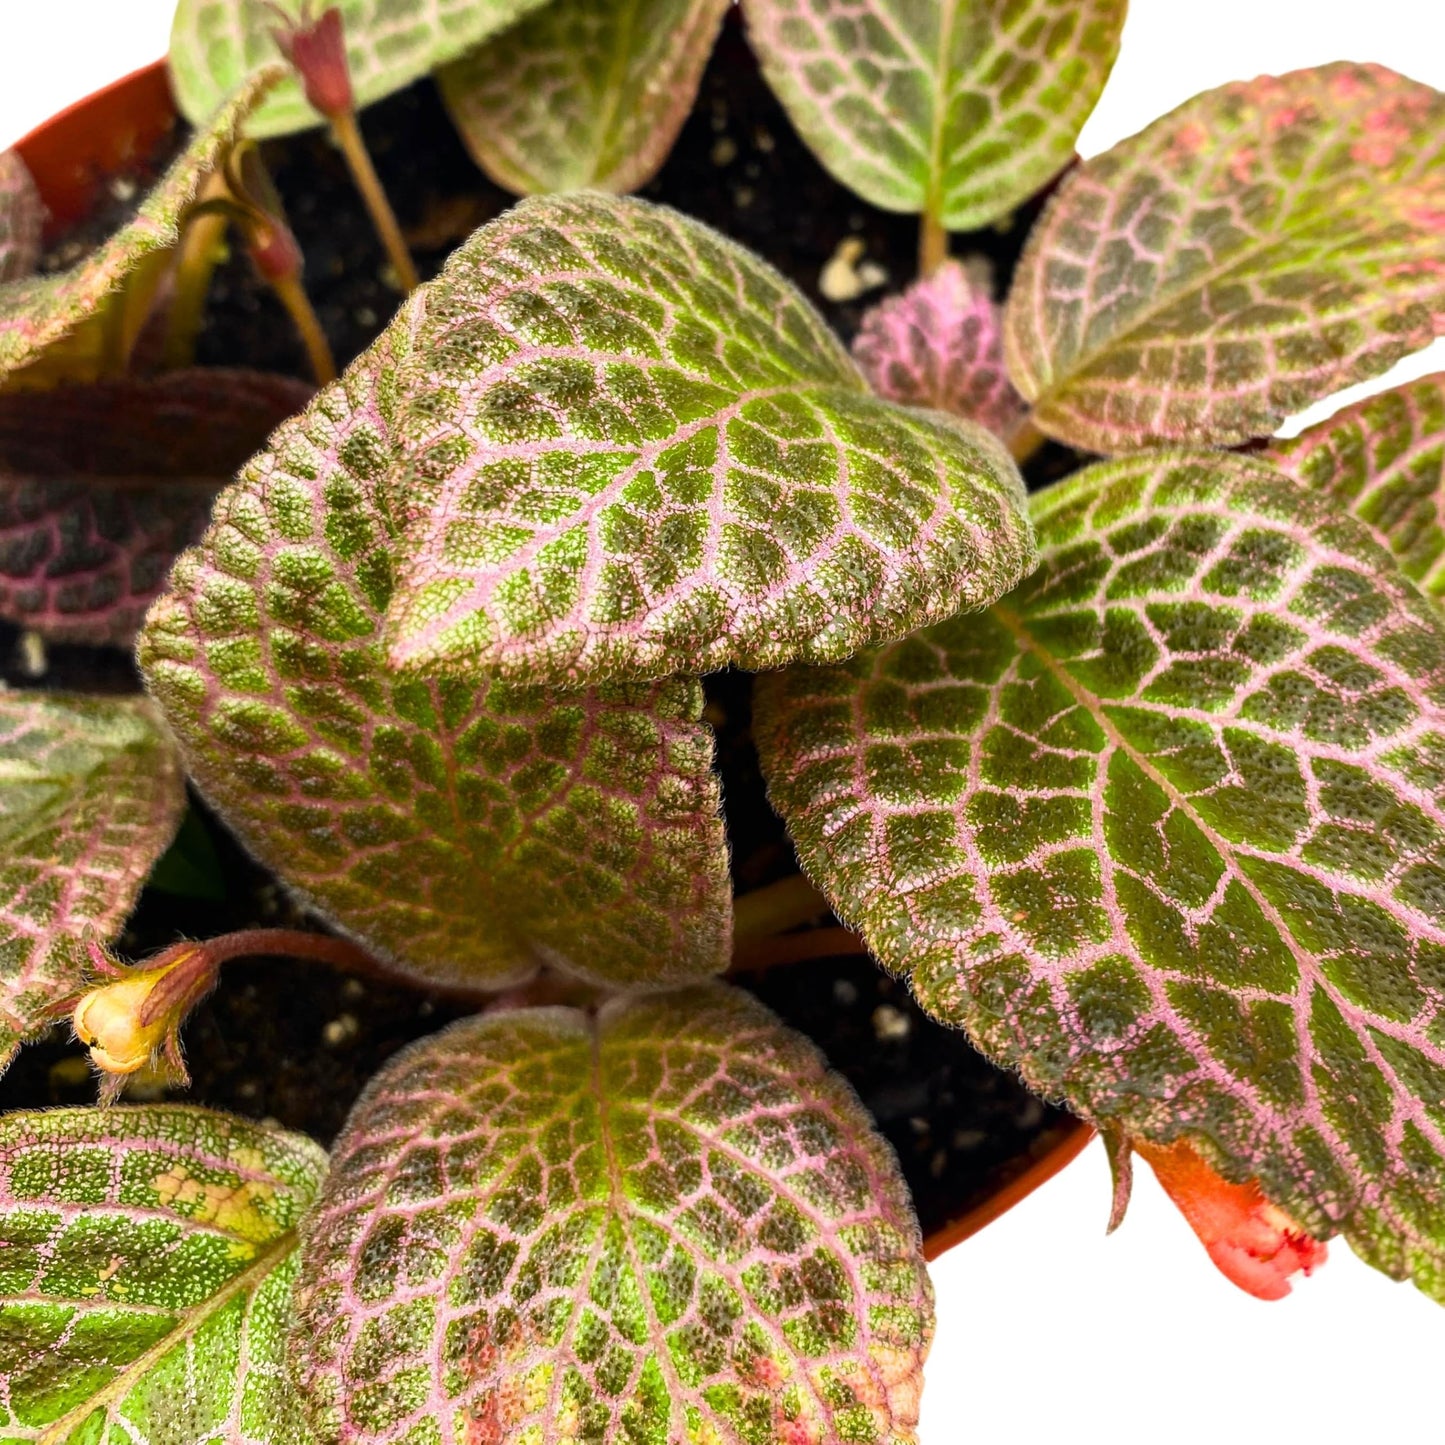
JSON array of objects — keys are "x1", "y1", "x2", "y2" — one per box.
[{"x1": 4, "y1": 4, "x2": 1445, "y2": 1443}]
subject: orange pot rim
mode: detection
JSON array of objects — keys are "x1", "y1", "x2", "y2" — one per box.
[{"x1": 10, "y1": 54, "x2": 1095, "y2": 1263}]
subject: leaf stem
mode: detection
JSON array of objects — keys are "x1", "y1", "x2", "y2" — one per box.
[
  {"x1": 918, "y1": 209, "x2": 950, "y2": 278},
  {"x1": 728, "y1": 926, "x2": 868, "y2": 976},
  {"x1": 270, "y1": 270, "x2": 336, "y2": 383},
  {"x1": 1008, "y1": 417, "x2": 1047, "y2": 466},
  {"x1": 330, "y1": 109, "x2": 419, "y2": 293},
  {"x1": 163, "y1": 176, "x2": 231, "y2": 369},
  {"x1": 732, "y1": 873, "x2": 833, "y2": 945}
]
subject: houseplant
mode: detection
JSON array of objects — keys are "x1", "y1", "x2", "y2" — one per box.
[{"x1": 1, "y1": 1, "x2": 1444, "y2": 1440}]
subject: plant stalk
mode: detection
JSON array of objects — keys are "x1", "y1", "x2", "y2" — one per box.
[
  {"x1": 1008, "y1": 417, "x2": 1047, "y2": 466},
  {"x1": 163, "y1": 174, "x2": 232, "y2": 369},
  {"x1": 270, "y1": 270, "x2": 337, "y2": 383},
  {"x1": 732, "y1": 874, "x2": 833, "y2": 946},
  {"x1": 330, "y1": 109, "x2": 419, "y2": 292},
  {"x1": 918, "y1": 208, "x2": 950, "y2": 278}
]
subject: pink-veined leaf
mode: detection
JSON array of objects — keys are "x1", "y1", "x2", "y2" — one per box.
[
  {"x1": 0, "y1": 369, "x2": 313, "y2": 645},
  {"x1": 0, "y1": 151, "x2": 42, "y2": 285},
  {"x1": 0, "y1": 66, "x2": 283, "y2": 389},
  {"x1": 741, "y1": 0, "x2": 1126, "y2": 231},
  {"x1": 381, "y1": 192, "x2": 1034, "y2": 685},
  {"x1": 757, "y1": 449, "x2": 1445, "y2": 1301},
  {"x1": 290, "y1": 985, "x2": 932, "y2": 1444},
  {"x1": 138, "y1": 323, "x2": 732, "y2": 993},
  {"x1": 1268, "y1": 373, "x2": 1445, "y2": 599},
  {"x1": 0, "y1": 1104, "x2": 324, "y2": 1443},
  {"x1": 0, "y1": 692, "x2": 185, "y2": 1066},
  {"x1": 852, "y1": 259, "x2": 1028, "y2": 441},
  {"x1": 1004, "y1": 64, "x2": 1445, "y2": 453},
  {"x1": 438, "y1": 0, "x2": 729, "y2": 196}
]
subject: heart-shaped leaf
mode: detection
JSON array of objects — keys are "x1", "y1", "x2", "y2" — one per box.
[
  {"x1": 139, "y1": 326, "x2": 731, "y2": 993},
  {"x1": 741, "y1": 0, "x2": 1126, "y2": 232},
  {"x1": 853, "y1": 259, "x2": 1028, "y2": 441},
  {"x1": 381, "y1": 192, "x2": 1034, "y2": 685},
  {"x1": 756, "y1": 449, "x2": 1445, "y2": 1299},
  {"x1": 1005, "y1": 64, "x2": 1445, "y2": 453},
  {"x1": 0, "y1": 692, "x2": 185, "y2": 1065},
  {"x1": 168, "y1": 0, "x2": 552, "y2": 139},
  {"x1": 0, "y1": 369, "x2": 313, "y2": 645},
  {"x1": 1268, "y1": 373, "x2": 1445, "y2": 599},
  {"x1": 0, "y1": 1104, "x2": 324, "y2": 1443},
  {"x1": 438, "y1": 0, "x2": 729, "y2": 196},
  {"x1": 0, "y1": 151, "x2": 42, "y2": 285},
  {"x1": 290, "y1": 985, "x2": 932, "y2": 1444},
  {"x1": 0, "y1": 67, "x2": 283, "y2": 389}
]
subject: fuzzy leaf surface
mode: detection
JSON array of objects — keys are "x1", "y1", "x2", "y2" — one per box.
[
  {"x1": 1005, "y1": 64, "x2": 1445, "y2": 453},
  {"x1": 757, "y1": 449, "x2": 1445, "y2": 1300},
  {"x1": 853, "y1": 259, "x2": 1028, "y2": 441},
  {"x1": 0, "y1": 68, "x2": 282, "y2": 389},
  {"x1": 0, "y1": 369, "x2": 313, "y2": 645},
  {"x1": 139, "y1": 328, "x2": 731, "y2": 992},
  {"x1": 382, "y1": 193, "x2": 1034, "y2": 685},
  {"x1": 741, "y1": 0, "x2": 1125, "y2": 230},
  {"x1": 0, "y1": 1105, "x2": 324, "y2": 1443},
  {"x1": 1268, "y1": 374, "x2": 1445, "y2": 599},
  {"x1": 291, "y1": 985, "x2": 932, "y2": 1445},
  {"x1": 438, "y1": 0, "x2": 729, "y2": 196},
  {"x1": 0, "y1": 151, "x2": 42, "y2": 284},
  {"x1": 0, "y1": 692, "x2": 184, "y2": 1062},
  {"x1": 168, "y1": 0, "x2": 551, "y2": 139}
]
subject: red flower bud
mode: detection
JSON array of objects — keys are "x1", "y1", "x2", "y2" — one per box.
[
  {"x1": 270, "y1": 5, "x2": 354, "y2": 120},
  {"x1": 1138, "y1": 1138, "x2": 1327, "y2": 1300}
]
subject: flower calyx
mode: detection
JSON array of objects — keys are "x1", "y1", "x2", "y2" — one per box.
[{"x1": 266, "y1": 2, "x2": 353, "y2": 121}]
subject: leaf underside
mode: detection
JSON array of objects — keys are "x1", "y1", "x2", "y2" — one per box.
[
  {"x1": 0, "y1": 369, "x2": 314, "y2": 645},
  {"x1": 0, "y1": 67, "x2": 284, "y2": 390},
  {"x1": 757, "y1": 449, "x2": 1445, "y2": 1300},
  {"x1": 138, "y1": 325, "x2": 732, "y2": 993},
  {"x1": 1004, "y1": 63, "x2": 1445, "y2": 453},
  {"x1": 291, "y1": 986, "x2": 932, "y2": 1445},
  {"x1": 380, "y1": 192, "x2": 1034, "y2": 686},
  {"x1": 167, "y1": 0, "x2": 553, "y2": 139},
  {"x1": 0, "y1": 150, "x2": 42, "y2": 285},
  {"x1": 0, "y1": 1105, "x2": 324, "y2": 1444},
  {"x1": 741, "y1": 0, "x2": 1126, "y2": 230},
  {"x1": 0, "y1": 691, "x2": 185, "y2": 1063},
  {"x1": 852, "y1": 260, "x2": 1028, "y2": 441},
  {"x1": 1268, "y1": 373, "x2": 1445, "y2": 599},
  {"x1": 439, "y1": 0, "x2": 730, "y2": 196}
]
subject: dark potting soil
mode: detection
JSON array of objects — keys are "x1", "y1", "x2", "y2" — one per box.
[{"x1": 1, "y1": 10, "x2": 1083, "y2": 1241}]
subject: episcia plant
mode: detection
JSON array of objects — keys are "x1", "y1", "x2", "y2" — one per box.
[{"x1": 0, "y1": 0, "x2": 1444, "y2": 1437}]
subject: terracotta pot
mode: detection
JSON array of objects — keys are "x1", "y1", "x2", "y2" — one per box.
[{"x1": 13, "y1": 56, "x2": 1094, "y2": 1263}]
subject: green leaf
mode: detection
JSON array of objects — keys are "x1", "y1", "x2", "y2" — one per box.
[
  {"x1": 0, "y1": 692, "x2": 185, "y2": 1065},
  {"x1": 1004, "y1": 64, "x2": 1445, "y2": 453},
  {"x1": 147, "y1": 807, "x2": 228, "y2": 902},
  {"x1": 291, "y1": 985, "x2": 932, "y2": 1444},
  {"x1": 756, "y1": 449, "x2": 1445, "y2": 1301},
  {"x1": 0, "y1": 150, "x2": 42, "y2": 285},
  {"x1": 438, "y1": 0, "x2": 729, "y2": 195},
  {"x1": 0, "y1": 369, "x2": 314, "y2": 645},
  {"x1": 741, "y1": 0, "x2": 1125, "y2": 231},
  {"x1": 853, "y1": 259, "x2": 1028, "y2": 441},
  {"x1": 168, "y1": 0, "x2": 552, "y2": 139},
  {"x1": 381, "y1": 192, "x2": 1034, "y2": 685},
  {"x1": 0, "y1": 67, "x2": 284, "y2": 389},
  {"x1": 0, "y1": 1104, "x2": 324, "y2": 1443},
  {"x1": 1268, "y1": 373, "x2": 1445, "y2": 598},
  {"x1": 138, "y1": 322, "x2": 732, "y2": 993}
]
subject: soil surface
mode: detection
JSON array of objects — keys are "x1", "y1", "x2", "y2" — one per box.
[{"x1": 1, "y1": 12, "x2": 1083, "y2": 1241}]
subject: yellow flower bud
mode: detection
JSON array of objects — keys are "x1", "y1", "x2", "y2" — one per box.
[{"x1": 73, "y1": 975, "x2": 170, "y2": 1074}]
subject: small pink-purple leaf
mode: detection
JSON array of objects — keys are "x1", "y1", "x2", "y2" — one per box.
[
  {"x1": 0, "y1": 1104, "x2": 324, "y2": 1442},
  {"x1": 382, "y1": 192, "x2": 1034, "y2": 686},
  {"x1": 139, "y1": 326, "x2": 731, "y2": 993},
  {"x1": 756, "y1": 449, "x2": 1445, "y2": 1301},
  {"x1": 1268, "y1": 373, "x2": 1445, "y2": 599},
  {"x1": 741, "y1": 0, "x2": 1126, "y2": 231},
  {"x1": 852, "y1": 260, "x2": 1028, "y2": 441},
  {"x1": 1005, "y1": 64, "x2": 1445, "y2": 453},
  {"x1": 0, "y1": 369, "x2": 313, "y2": 645},
  {"x1": 0, "y1": 150, "x2": 42, "y2": 284},
  {"x1": 290, "y1": 985, "x2": 932, "y2": 1444},
  {"x1": 0, "y1": 692, "x2": 185, "y2": 1065},
  {"x1": 0, "y1": 67, "x2": 283, "y2": 387},
  {"x1": 438, "y1": 0, "x2": 730, "y2": 195}
]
